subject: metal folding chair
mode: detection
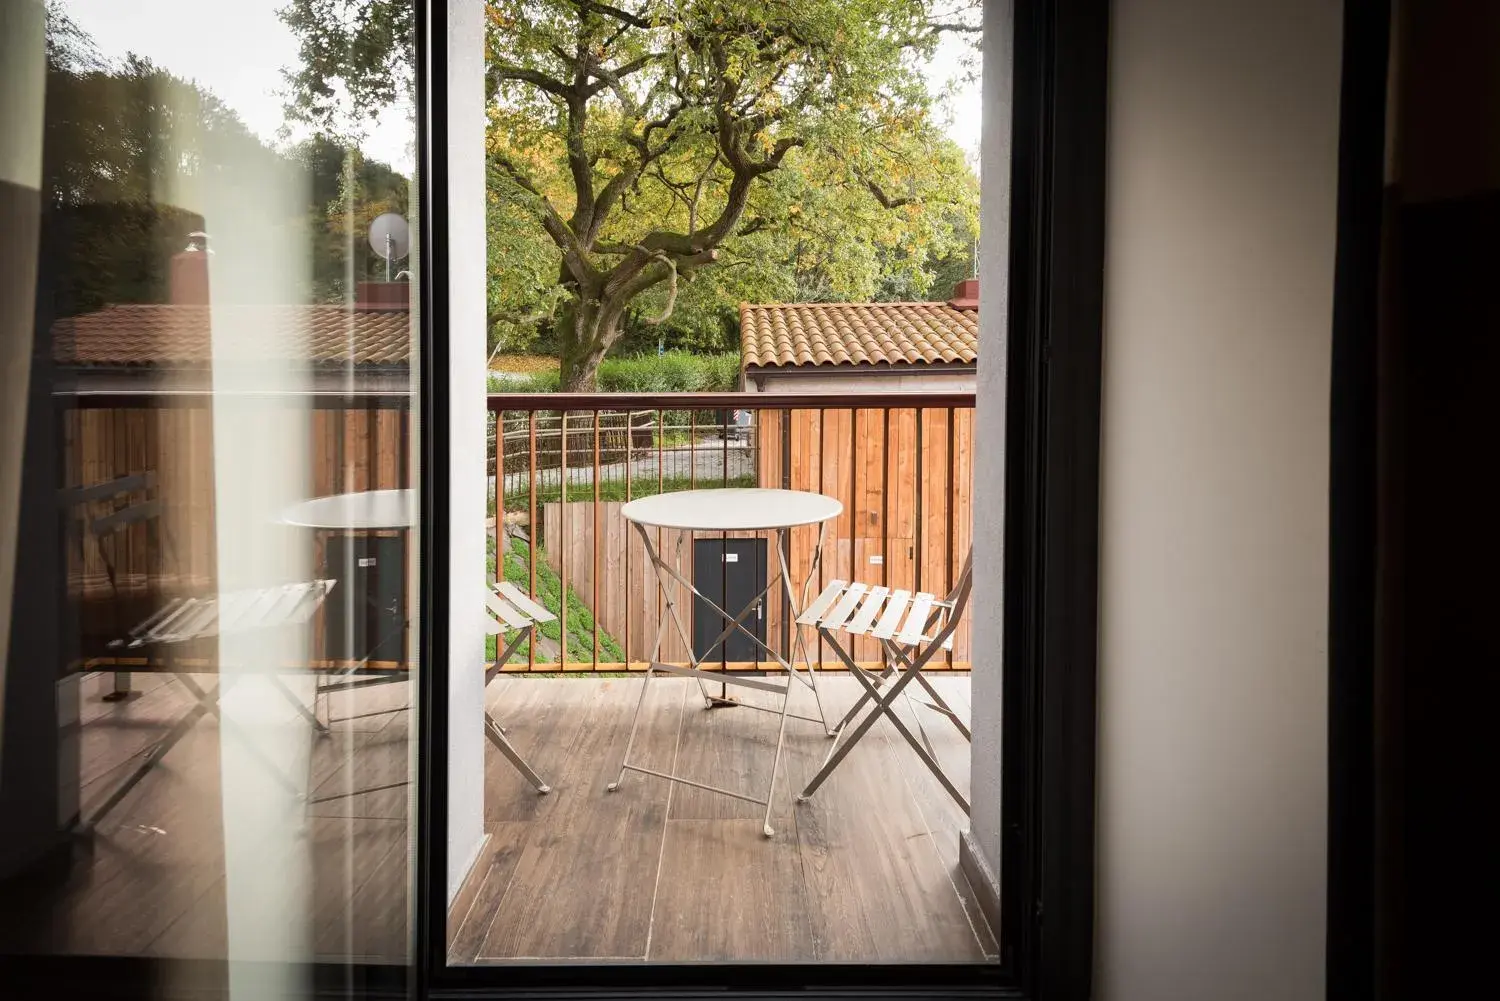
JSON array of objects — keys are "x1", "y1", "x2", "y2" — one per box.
[
  {"x1": 794, "y1": 553, "x2": 974, "y2": 812},
  {"x1": 82, "y1": 579, "x2": 337, "y2": 829},
  {"x1": 481, "y1": 580, "x2": 556, "y2": 794}
]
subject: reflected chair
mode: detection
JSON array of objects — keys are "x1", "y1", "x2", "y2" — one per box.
[
  {"x1": 793, "y1": 553, "x2": 974, "y2": 813},
  {"x1": 84, "y1": 579, "x2": 337, "y2": 829},
  {"x1": 481, "y1": 581, "x2": 557, "y2": 794}
]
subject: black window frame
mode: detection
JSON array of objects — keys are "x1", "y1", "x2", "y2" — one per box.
[{"x1": 414, "y1": 0, "x2": 1107, "y2": 998}]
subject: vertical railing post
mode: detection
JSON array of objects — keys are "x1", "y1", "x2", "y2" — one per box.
[
  {"x1": 946, "y1": 406, "x2": 956, "y2": 667},
  {"x1": 881, "y1": 408, "x2": 890, "y2": 596},
  {"x1": 816, "y1": 405, "x2": 827, "y2": 670},
  {"x1": 504, "y1": 408, "x2": 510, "y2": 591},
  {"x1": 780, "y1": 407, "x2": 791, "y2": 663},
  {"x1": 657, "y1": 410, "x2": 664, "y2": 663},
  {"x1": 527, "y1": 410, "x2": 537, "y2": 671},
  {"x1": 559, "y1": 409, "x2": 568, "y2": 669},
  {"x1": 624, "y1": 410, "x2": 633, "y2": 667},
  {"x1": 593, "y1": 409, "x2": 601, "y2": 668},
  {"x1": 915, "y1": 407, "x2": 925, "y2": 596},
  {"x1": 721, "y1": 408, "x2": 730, "y2": 670},
  {"x1": 849, "y1": 407, "x2": 858, "y2": 668}
]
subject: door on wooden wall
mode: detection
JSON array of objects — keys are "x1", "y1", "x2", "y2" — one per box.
[
  {"x1": 691, "y1": 538, "x2": 767, "y2": 666},
  {"x1": 324, "y1": 534, "x2": 406, "y2": 666}
]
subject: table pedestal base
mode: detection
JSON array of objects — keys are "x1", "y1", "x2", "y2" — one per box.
[{"x1": 607, "y1": 521, "x2": 831, "y2": 837}]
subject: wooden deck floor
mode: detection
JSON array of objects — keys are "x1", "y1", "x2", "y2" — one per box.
[{"x1": 1, "y1": 671, "x2": 994, "y2": 966}]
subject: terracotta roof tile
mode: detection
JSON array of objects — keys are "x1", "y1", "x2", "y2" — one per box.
[
  {"x1": 52, "y1": 304, "x2": 411, "y2": 368},
  {"x1": 739, "y1": 302, "x2": 978, "y2": 370}
]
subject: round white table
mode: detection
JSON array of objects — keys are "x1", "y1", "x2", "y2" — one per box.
[
  {"x1": 611, "y1": 487, "x2": 842, "y2": 836},
  {"x1": 619, "y1": 487, "x2": 840, "y2": 533},
  {"x1": 281, "y1": 488, "x2": 415, "y2": 795},
  {"x1": 281, "y1": 488, "x2": 414, "y2": 530}
]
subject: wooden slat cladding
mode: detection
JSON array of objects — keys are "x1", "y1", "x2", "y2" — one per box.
[
  {"x1": 518, "y1": 398, "x2": 974, "y2": 671},
  {"x1": 755, "y1": 405, "x2": 973, "y2": 666},
  {"x1": 62, "y1": 403, "x2": 411, "y2": 663}
]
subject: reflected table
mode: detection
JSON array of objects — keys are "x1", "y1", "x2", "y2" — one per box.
[
  {"x1": 609, "y1": 488, "x2": 841, "y2": 836},
  {"x1": 282, "y1": 489, "x2": 414, "y2": 805}
]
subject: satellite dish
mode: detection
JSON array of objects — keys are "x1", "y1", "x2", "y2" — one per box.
[{"x1": 368, "y1": 213, "x2": 410, "y2": 261}]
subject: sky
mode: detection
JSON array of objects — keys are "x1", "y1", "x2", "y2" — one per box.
[{"x1": 64, "y1": 0, "x2": 983, "y2": 177}]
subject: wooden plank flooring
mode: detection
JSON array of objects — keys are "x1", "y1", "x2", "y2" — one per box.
[{"x1": 2, "y1": 671, "x2": 995, "y2": 966}]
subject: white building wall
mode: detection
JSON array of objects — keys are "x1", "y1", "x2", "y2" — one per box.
[{"x1": 1094, "y1": 1, "x2": 1341, "y2": 998}]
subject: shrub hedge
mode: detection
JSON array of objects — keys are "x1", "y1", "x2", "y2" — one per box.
[{"x1": 488, "y1": 351, "x2": 740, "y2": 394}]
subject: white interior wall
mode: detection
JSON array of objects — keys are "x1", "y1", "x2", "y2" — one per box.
[
  {"x1": 966, "y1": 0, "x2": 1013, "y2": 893},
  {"x1": 446, "y1": 0, "x2": 488, "y2": 903},
  {"x1": 1095, "y1": 1, "x2": 1341, "y2": 998}
]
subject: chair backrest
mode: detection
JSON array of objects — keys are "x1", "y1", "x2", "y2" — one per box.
[
  {"x1": 61, "y1": 472, "x2": 174, "y2": 591},
  {"x1": 483, "y1": 581, "x2": 557, "y2": 634},
  {"x1": 923, "y1": 549, "x2": 974, "y2": 650}
]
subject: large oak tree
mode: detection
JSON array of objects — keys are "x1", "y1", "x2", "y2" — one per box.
[{"x1": 282, "y1": 0, "x2": 980, "y2": 389}]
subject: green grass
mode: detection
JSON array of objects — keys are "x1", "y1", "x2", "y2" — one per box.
[{"x1": 485, "y1": 534, "x2": 625, "y2": 665}]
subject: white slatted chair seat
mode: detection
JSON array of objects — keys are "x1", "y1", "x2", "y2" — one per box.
[
  {"x1": 83, "y1": 578, "x2": 340, "y2": 831},
  {"x1": 111, "y1": 579, "x2": 337, "y2": 648},
  {"x1": 797, "y1": 580, "x2": 955, "y2": 650}
]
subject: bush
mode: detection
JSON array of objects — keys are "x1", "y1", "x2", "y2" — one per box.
[{"x1": 488, "y1": 351, "x2": 739, "y2": 394}]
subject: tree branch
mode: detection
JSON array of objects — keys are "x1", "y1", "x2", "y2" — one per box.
[
  {"x1": 568, "y1": 0, "x2": 653, "y2": 30},
  {"x1": 862, "y1": 175, "x2": 915, "y2": 209},
  {"x1": 490, "y1": 151, "x2": 595, "y2": 278},
  {"x1": 490, "y1": 63, "x2": 570, "y2": 98}
]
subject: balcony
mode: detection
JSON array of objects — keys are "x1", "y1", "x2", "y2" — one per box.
[{"x1": 10, "y1": 390, "x2": 990, "y2": 965}]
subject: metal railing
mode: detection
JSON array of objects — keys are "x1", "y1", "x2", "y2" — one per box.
[
  {"x1": 55, "y1": 388, "x2": 977, "y2": 674},
  {"x1": 487, "y1": 391, "x2": 977, "y2": 673}
]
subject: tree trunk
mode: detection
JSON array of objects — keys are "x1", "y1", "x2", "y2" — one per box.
[{"x1": 557, "y1": 295, "x2": 618, "y2": 392}]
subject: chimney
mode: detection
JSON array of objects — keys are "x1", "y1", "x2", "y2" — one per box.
[
  {"x1": 947, "y1": 278, "x2": 979, "y2": 312},
  {"x1": 169, "y1": 232, "x2": 211, "y2": 305},
  {"x1": 355, "y1": 281, "x2": 411, "y2": 312}
]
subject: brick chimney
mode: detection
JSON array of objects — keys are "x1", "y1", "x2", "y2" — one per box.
[
  {"x1": 947, "y1": 278, "x2": 979, "y2": 311},
  {"x1": 169, "y1": 232, "x2": 211, "y2": 305},
  {"x1": 355, "y1": 281, "x2": 410, "y2": 312}
]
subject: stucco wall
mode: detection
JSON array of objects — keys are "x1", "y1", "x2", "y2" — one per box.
[{"x1": 1093, "y1": 1, "x2": 1341, "y2": 998}]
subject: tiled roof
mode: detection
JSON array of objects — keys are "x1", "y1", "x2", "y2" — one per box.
[
  {"x1": 52, "y1": 304, "x2": 411, "y2": 368},
  {"x1": 739, "y1": 302, "x2": 978, "y2": 369}
]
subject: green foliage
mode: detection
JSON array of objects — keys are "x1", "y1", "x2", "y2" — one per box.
[
  {"x1": 41, "y1": 9, "x2": 411, "y2": 317},
  {"x1": 487, "y1": 534, "x2": 625, "y2": 665},
  {"x1": 296, "y1": 137, "x2": 412, "y2": 303},
  {"x1": 279, "y1": 0, "x2": 415, "y2": 131},
  {"x1": 282, "y1": 0, "x2": 982, "y2": 388},
  {"x1": 488, "y1": 351, "x2": 740, "y2": 394}
]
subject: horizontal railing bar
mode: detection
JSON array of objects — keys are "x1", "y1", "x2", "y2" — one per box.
[
  {"x1": 487, "y1": 390, "x2": 976, "y2": 412},
  {"x1": 59, "y1": 390, "x2": 413, "y2": 410}
]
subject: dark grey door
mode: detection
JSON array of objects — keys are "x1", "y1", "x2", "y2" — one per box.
[
  {"x1": 692, "y1": 538, "x2": 766, "y2": 666},
  {"x1": 324, "y1": 534, "x2": 405, "y2": 664}
]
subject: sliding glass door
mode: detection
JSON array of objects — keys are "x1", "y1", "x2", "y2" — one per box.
[{"x1": 1, "y1": 0, "x2": 421, "y2": 992}]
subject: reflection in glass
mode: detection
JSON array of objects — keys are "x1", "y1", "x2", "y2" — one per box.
[{"x1": 0, "y1": 0, "x2": 418, "y2": 987}]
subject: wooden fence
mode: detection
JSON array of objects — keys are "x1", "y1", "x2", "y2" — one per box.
[{"x1": 61, "y1": 397, "x2": 410, "y2": 664}]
